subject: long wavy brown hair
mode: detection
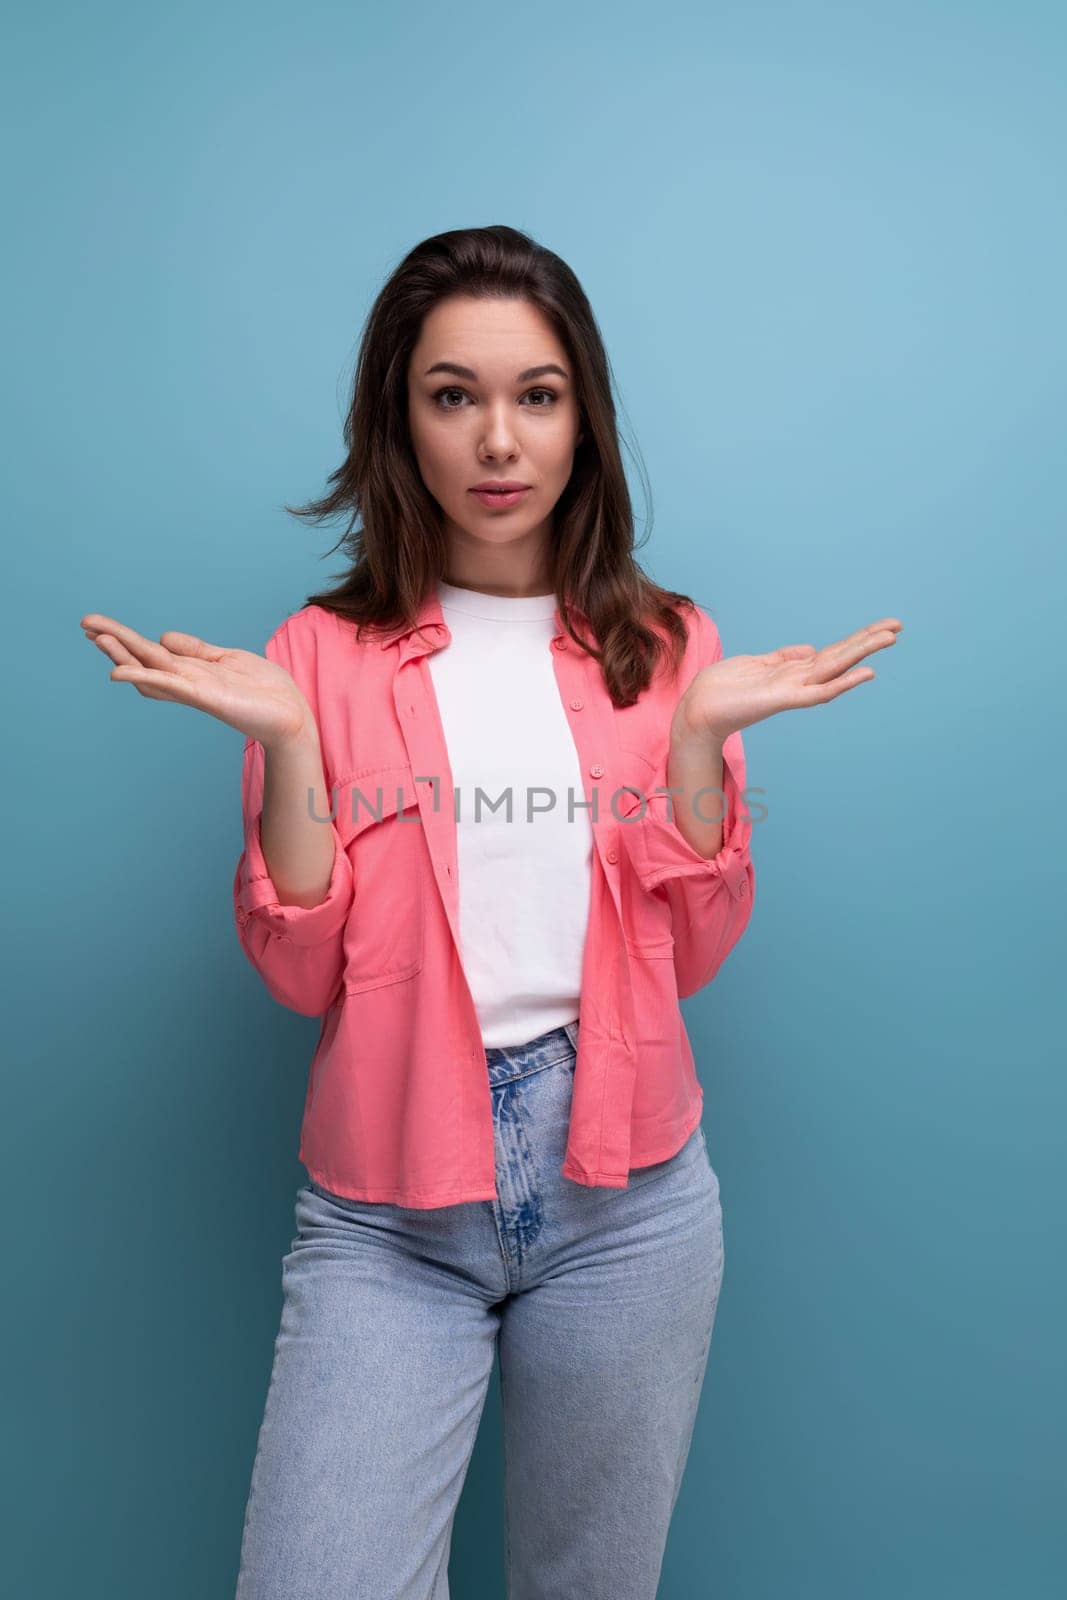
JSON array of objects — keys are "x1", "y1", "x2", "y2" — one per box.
[{"x1": 289, "y1": 224, "x2": 704, "y2": 707}]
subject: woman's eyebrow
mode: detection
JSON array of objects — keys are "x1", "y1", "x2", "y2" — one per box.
[{"x1": 423, "y1": 361, "x2": 569, "y2": 382}]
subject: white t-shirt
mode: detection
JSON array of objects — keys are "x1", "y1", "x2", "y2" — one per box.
[{"x1": 427, "y1": 579, "x2": 592, "y2": 1048}]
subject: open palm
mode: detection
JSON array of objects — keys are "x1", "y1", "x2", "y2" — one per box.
[
  {"x1": 678, "y1": 617, "x2": 904, "y2": 744},
  {"x1": 79, "y1": 613, "x2": 312, "y2": 749}
]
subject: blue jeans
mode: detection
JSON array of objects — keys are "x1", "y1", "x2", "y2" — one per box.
[{"x1": 234, "y1": 1020, "x2": 725, "y2": 1599}]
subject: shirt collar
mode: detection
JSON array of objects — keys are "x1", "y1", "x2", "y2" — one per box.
[{"x1": 379, "y1": 586, "x2": 591, "y2": 658}]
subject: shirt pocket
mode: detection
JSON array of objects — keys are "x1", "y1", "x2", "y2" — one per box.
[
  {"x1": 614, "y1": 785, "x2": 676, "y2": 959},
  {"x1": 333, "y1": 764, "x2": 426, "y2": 993}
]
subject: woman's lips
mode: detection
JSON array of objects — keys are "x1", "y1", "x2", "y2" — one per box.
[{"x1": 468, "y1": 487, "x2": 531, "y2": 510}]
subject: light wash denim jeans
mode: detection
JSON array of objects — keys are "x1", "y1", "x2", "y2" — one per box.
[{"x1": 234, "y1": 1020, "x2": 725, "y2": 1600}]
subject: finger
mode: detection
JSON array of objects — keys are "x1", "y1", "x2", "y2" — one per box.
[
  {"x1": 109, "y1": 665, "x2": 204, "y2": 706},
  {"x1": 808, "y1": 628, "x2": 898, "y2": 683},
  {"x1": 798, "y1": 668, "x2": 876, "y2": 704},
  {"x1": 820, "y1": 620, "x2": 902, "y2": 660},
  {"x1": 85, "y1": 628, "x2": 208, "y2": 681},
  {"x1": 127, "y1": 681, "x2": 181, "y2": 702},
  {"x1": 92, "y1": 633, "x2": 140, "y2": 667},
  {"x1": 158, "y1": 629, "x2": 227, "y2": 661},
  {"x1": 82, "y1": 616, "x2": 223, "y2": 660},
  {"x1": 842, "y1": 618, "x2": 903, "y2": 641},
  {"x1": 81, "y1": 613, "x2": 130, "y2": 635},
  {"x1": 80, "y1": 616, "x2": 177, "y2": 672}
]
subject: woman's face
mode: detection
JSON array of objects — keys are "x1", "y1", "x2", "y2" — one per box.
[{"x1": 407, "y1": 294, "x2": 583, "y2": 573}]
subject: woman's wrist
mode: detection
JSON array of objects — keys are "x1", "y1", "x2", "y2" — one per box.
[
  {"x1": 263, "y1": 706, "x2": 322, "y2": 758},
  {"x1": 670, "y1": 691, "x2": 727, "y2": 752}
]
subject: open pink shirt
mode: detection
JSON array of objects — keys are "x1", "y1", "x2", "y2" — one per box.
[{"x1": 233, "y1": 591, "x2": 755, "y2": 1208}]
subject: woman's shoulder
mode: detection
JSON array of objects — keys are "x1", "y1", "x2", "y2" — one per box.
[
  {"x1": 265, "y1": 602, "x2": 374, "y2": 656},
  {"x1": 266, "y1": 602, "x2": 336, "y2": 640},
  {"x1": 259, "y1": 605, "x2": 392, "y2": 777},
  {"x1": 670, "y1": 597, "x2": 723, "y2": 668},
  {"x1": 260, "y1": 604, "x2": 380, "y2": 706}
]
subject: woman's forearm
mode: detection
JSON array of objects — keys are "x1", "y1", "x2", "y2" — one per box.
[
  {"x1": 664, "y1": 723, "x2": 726, "y2": 861},
  {"x1": 259, "y1": 723, "x2": 338, "y2": 909}
]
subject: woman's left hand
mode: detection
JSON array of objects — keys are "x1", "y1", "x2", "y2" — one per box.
[{"x1": 673, "y1": 617, "x2": 904, "y2": 745}]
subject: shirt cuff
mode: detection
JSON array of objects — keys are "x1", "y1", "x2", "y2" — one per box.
[
  {"x1": 617, "y1": 734, "x2": 752, "y2": 903},
  {"x1": 234, "y1": 816, "x2": 354, "y2": 947}
]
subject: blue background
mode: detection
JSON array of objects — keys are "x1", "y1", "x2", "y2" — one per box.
[{"x1": 4, "y1": 1, "x2": 1063, "y2": 1595}]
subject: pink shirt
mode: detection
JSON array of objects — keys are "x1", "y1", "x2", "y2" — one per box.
[{"x1": 233, "y1": 591, "x2": 755, "y2": 1208}]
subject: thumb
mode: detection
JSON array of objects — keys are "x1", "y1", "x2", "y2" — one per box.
[
  {"x1": 158, "y1": 630, "x2": 227, "y2": 660},
  {"x1": 769, "y1": 644, "x2": 818, "y2": 662}
]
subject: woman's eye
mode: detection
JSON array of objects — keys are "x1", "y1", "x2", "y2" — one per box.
[{"x1": 430, "y1": 387, "x2": 559, "y2": 410}]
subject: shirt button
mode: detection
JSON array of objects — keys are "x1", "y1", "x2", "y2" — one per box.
[
  {"x1": 738, "y1": 878, "x2": 748, "y2": 897},
  {"x1": 606, "y1": 847, "x2": 619, "y2": 865},
  {"x1": 570, "y1": 698, "x2": 583, "y2": 710},
  {"x1": 590, "y1": 763, "x2": 604, "y2": 778}
]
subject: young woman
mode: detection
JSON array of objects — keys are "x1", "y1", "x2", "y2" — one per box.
[{"x1": 81, "y1": 225, "x2": 901, "y2": 1600}]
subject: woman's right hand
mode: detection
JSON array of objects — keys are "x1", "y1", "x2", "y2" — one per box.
[{"x1": 79, "y1": 613, "x2": 315, "y2": 750}]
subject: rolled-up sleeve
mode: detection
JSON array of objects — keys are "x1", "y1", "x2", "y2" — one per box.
[
  {"x1": 617, "y1": 607, "x2": 756, "y2": 999},
  {"x1": 232, "y1": 622, "x2": 354, "y2": 1016}
]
